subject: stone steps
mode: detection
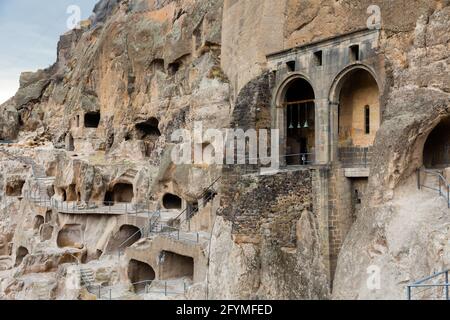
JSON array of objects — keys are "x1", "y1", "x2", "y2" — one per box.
[{"x1": 80, "y1": 268, "x2": 96, "y2": 287}]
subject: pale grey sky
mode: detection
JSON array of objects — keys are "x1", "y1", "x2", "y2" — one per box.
[{"x1": 0, "y1": 1, "x2": 96, "y2": 104}]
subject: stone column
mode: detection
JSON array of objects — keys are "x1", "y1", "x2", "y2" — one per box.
[
  {"x1": 315, "y1": 98, "x2": 330, "y2": 165},
  {"x1": 329, "y1": 102, "x2": 339, "y2": 162},
  {"x1": 276, "y1": 105, "x2": 287, "y2": 167}
]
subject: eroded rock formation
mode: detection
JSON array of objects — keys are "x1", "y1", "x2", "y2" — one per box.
[{"x1": 0, "y1": 0, "x2": 449, "y2": 300}]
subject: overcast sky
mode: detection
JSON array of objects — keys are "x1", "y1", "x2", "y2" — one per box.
[{"x1": 0, "y1": 1, "x2": 96, "y2": 104}]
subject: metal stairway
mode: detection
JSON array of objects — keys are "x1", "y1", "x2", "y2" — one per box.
[{"x1": 417, "y1": 168, "x2": 450, "y2": 208}]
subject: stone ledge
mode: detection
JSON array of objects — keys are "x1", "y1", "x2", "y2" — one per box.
[{"x1": 344, "y1": 168, "x2": 370, "y2": 178}]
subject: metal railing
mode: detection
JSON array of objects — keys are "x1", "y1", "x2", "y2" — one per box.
[
  {"x1": 171, "y1": 176, "x2": 222, "y2": 228},
  {"x1": 417, "y1": 168, "x2": 450, "y2": 209},
  {"x1": 149, "y1": 224, "x2": 202, "y2": 243},
  {"x1": 407, "y1": 270, "x2": 450, "y2": 300},
  {"x1": 117, "y1": 211, "x2": 161, "y2": 258},
  {"x1": 230, "y1": 153, "x2": 316, "y2": 176},
  {"x1": 338, "y1": 147, "x2": 371, "y2": 168},
  {"x1": 96, "y1": 279, "x2": 189, "y2": 300}
]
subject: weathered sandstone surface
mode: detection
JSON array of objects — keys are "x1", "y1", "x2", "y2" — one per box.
[{"x1": 0, "y1": 0, "x2": 449, "y2": 300}]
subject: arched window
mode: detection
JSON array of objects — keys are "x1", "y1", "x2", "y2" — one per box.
[{"x1": 283, "y1": 78, "x2": 316, "y2": 165}]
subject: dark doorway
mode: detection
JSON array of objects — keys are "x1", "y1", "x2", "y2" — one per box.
[
  {"x1": 112, "y1": 183, "x2": 134, "y2": 203},
  {"x1": 104, "y1": 191, "x2": 114, "y2": 206},
  {"x1": 118, "y1": 225, "x2": 142, "y2": 248},
  {"x1": 135, "y1": 118, "x2": 161, "y2": 139},
  {"x1": 284, "y1": 78, "x2": 315, "y2": 165},
  {"x1": 15, "y1": 246, "x2": 29, "y2": 267},
  {"x1": 423, "y1": 117, "x2": 450, "y2": 168},
  {"x1": 127, "y1": 259, "x2": 156, "y2": 293},
  {"x1": 162, "y1": 193, "x2": 182, "y2": 210},
  {"x1": 84, "y1": 112, "x2": 101, "y2": 128}
]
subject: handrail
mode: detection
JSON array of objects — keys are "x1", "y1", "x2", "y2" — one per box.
[
  {"x1": 172, "y1": 176, "x2": 222, "y2": 222},
  {"x1": 407, "y1": 269, "x2": 449, "y2": 300},
  {"x1": 417, "y1": 168, "x2": 450, "y2": 209},
  {"x1": 97, "y1": 278, "x2": 189, "y2": 300},
  {"x1": 117, "y1": 211, "x2": 161, "y2": 257},
  {"x1": 149, "y1": 224, "x2": 202, "y2": 243}
]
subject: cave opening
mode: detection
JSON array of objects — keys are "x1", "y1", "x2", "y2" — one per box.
[
  {"x1": 159, "y1": 251, "x2": 194, "y2": 280},
  {"x1": 104, "y1": 191, "x2": 114, "y2": 206},
  {"x1": 33, "y1": 215, "x2": 45, "y2": 231},
  {"x1": 57, "y1": 224, "x2": 83, "y2": 248},
  {"x1": 168, "y1": 62, "x2": 180, "y2": 76},
  {"x1": 162, "y1": 193, "x2": 182, "y2": 210},
  {"x1": 15, "y1": 246, "x2": 29, "y2": 267},
  {"x1": 118, "y1": 225, "x2": 142, "y2": 248},
  {"x1": 423, "y1": 117, "x2": 450, "y2": 169},
  {"x1": 127, "y1": 259, "x2": 155, "y2": 293},
  {"x1": 5, "y1": 180, "x2": 25, "y2": 197},
  {"x1": 40, "y1": 224, "x2": 54, "y2": 242},
  {"x1": 150, "y1": 59, "x2": 165, "y2": 73},
  {"x1": 111, "y1": 183, "x2": 134, "y2": 203},
  {"x1": 135, "y1": 118, "x2": 161, "y2": 139},
  {"x1": 84, "y1": 112, "x2": 101, "y2": 128}
]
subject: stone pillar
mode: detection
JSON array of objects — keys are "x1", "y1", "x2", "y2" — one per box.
[
  {"x1": 329, "y1": 102, "x2": 339, "y2": 162},
  {"x1": 312, "y1": 167, "x2": 331, "y2": 283},
  {"x1": 315, "y1": 98, "x2": 330, "y2": 165},
  {"x1": 276, "y1": 105, "x2": 287, "y2": 167}
]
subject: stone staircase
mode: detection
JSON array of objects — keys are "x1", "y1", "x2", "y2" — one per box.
[
  {"x1": 35, "y1": 284, "x2": 50, "y2": 300},
  {"x1": 80, "y1": 267, "x2": 96, "y2": 288}
]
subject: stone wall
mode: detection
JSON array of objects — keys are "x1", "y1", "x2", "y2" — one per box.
[{"x1": 210, "y1": 167, "x2": 330, "y2": 299}]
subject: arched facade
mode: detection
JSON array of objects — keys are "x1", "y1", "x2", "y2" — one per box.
[
  {"x1": 268, "y1": 29, "x2": 384, "y2": 168},
  {"x1": 329, "y1": 64, "x2": 381, "y2": 163},
  {"x1": 267, "y1": 29, "x2": 384, "y2": 288},
  {"x1": 273, "y1": 73, "x2": 317, "y2": 166}
]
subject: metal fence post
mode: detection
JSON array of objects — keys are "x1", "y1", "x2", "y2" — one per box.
[
  {"x1": 417, "y1": 169, "x2": 421, "y2": 190},
  {"x1": 407, "y1": 286, "x2": 412, "y2": 300},
  {"x1": 446, "y1": 271, "x2": 449, "y2": 300},
  {"x1": 165, "y1": 282, "x2": 167, "y2": 296},
  {"x1": 447, "y1": 186, "x2": 450, "y2": 209},
  {"x1": 439, "y1": 178, "x2": 442, "y2": 196}
]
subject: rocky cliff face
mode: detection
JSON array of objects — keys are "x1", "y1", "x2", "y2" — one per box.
[
  {"x1": 333, "y1": 4, "x2": 450, "y2": 299},
  {"x1": 0, "y1": 0, "x2": 449, "y2": 300}
]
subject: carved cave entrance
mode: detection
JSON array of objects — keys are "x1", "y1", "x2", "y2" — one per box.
[
  {"x1": 84, "y1": 112, "x2": 101, "y2": 128},
  {"x1": 33, "y1": 215, "x2": 45, "y2": 231},
  {"x1": 283, "y1": 78, "x2": 316, "y2": 165},
  {"x1": 15, "y1": 246, "x2": 29, "y2": 267},
  {"x1": 57, "y1": 224, "x2": 83, "y2": 248},
  {"x1": 105, "y1": 183, "x2": 134, "y2": 204},
  {"x1": 135, "y1": 117, "x2": 161, "y2": 156},
  {"x1": 423, "y1": 117, "x2": 450, "y2": 169},
  {"x1": 117, "y1": 224, "x2": 141, "y2": 248},
  {"x1": 159, "y1": 251, "x2": 194, "y2": 281},
  {"x1": 5, "y1": 180, "x2": 25, "y2": 196},
  {"x1": 162, "y1": 193, "x2": 182, "y2": 210},
  {"x1": 127, "y1": 259, "x2": 156, "y2": 293}
]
